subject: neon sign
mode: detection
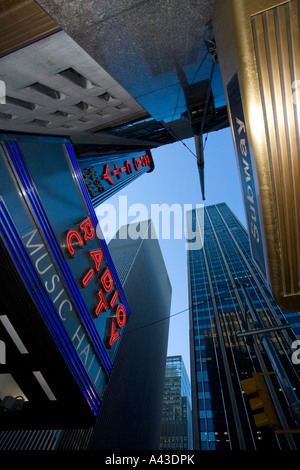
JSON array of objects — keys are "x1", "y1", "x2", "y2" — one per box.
[
  {"x1": 0, "y1": 134, "x2": 131, "y2": 424},
  {"x1": 64, "y1": 216, "x2": 127, "y2": 349},
  {"x1": 80, "y1": 152, "x2": 152, "y2": 204}
]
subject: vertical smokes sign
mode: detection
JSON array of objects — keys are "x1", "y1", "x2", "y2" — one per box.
[{"x1": 227, "y1": 73, "x2": 266, "y2": 277}]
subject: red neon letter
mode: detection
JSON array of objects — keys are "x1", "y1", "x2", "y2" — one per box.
[
  {"x1": 125, "y1": 160, "x2": 133, "y2": 174},
  {"x1": 110, "y1": 291, "x2": 118, "y2": 308},
  {"x1": 95, "y1": 289, "x2": 108, "y2": 316},
  {"x1": 103, "y1": 164, "x2": 114, "y2": 185},
  {"x1": 82, "y1": 268, "x2": 94, "y2": 287},
  {"x1": 108, "y1": 319, "x2": 120, "y2": 348},
  {"x1": 90, "y1": 249, "x2": 103, "y2": 272},
  {"x1": 66, "y1": 230, "x2": 83, "y2": 257},
  {"x1": 80, "y1": 217, "x2": 95, "y2": 242},
  {"x1": 112, "y1": 164, "x2": 121, "y2": 179},
  {"x1": 116, "y1": 304, "x2": 126, "y2": 328},
  {"x1": 133, "y1": 157, "x2": 140, "y2": 171},
  {"x1": 101, "y1": 268, "x2": 114, "y2": 293}
]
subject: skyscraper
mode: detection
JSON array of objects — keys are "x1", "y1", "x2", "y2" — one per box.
[
  {"x1": 187, "y1": 203, "x2": 300, "y2": 451},
  {"x1": 160, "y1": 356, "x2": 192, "y2": 450}
]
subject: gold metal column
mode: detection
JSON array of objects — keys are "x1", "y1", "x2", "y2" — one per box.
[
  {"x1": 0, "y1": 0, "x2": 60, "y2": 57},
  {"x1": 213, "y1": 0, "x2": 300, "y2": 311}
]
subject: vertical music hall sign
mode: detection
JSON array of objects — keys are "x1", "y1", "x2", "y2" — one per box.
[{"x1": 0, "y1": 133, "x2": 130, "y2": 424}]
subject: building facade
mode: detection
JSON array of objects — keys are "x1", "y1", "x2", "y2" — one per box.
[
  {"x1": 187, "y1": 203, "x2": 300, "y2": 451},
  {"x1": 0, "y1": 133, "x2": 133, "y2": 431},
  {"x1": 0, "y1": 219, "x2": 171, "y2": 449},
  {"x1": 160, "y1": 356, "x2": 192, "y2": 450}
]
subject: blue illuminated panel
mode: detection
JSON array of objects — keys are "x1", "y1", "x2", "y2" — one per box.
[
  {"x1": 0, "y1": 198, "x2": 101, "y2": 415},
  {"x1": 0, "y1": 133, "x2": 131, "y2": 416},
  {"x1": 78, "y1": 150, "x2": 154, "y2": 208}
]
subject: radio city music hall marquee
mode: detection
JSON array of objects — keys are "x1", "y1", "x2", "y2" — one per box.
[{"x1": 0, "y1": 134, "x2": 131, "y2": 426}]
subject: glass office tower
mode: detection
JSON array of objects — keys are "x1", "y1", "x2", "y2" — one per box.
[
  {"x1": 160, "y1": 356, "x2": 192, "y2": 450},
  {"x1": 187, "y1": 203, "x2": 300, "y2": 451}
]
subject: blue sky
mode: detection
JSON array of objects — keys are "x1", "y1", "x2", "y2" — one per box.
[{"x1": 96, "y1": 126, "x2": 247, "y2": 378}]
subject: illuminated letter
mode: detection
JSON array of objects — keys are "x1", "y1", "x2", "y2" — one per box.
[
  {"x1": 246, "y1": 185, "x2": 254, "y2": 204},
  {"x1": 112, "y1": 164, "x2": 121, "y2": 179},
  {"x1": 242, "y1": 158, "x2": 251, "y2": 182},
  {"x1": 58, "y1": 299, "x2": 72, "y2": 321},
  {"x1": 53, "y1": 288, "x2": 64, "y2": 304},
  {"x1": 93, "y1": 365, "x2": 102, "y2": 386},
  {"x1": 72, "y1": 325, "x2": 85, "y2": 350},
  {"x1": 140, "y1": 155, "x2": 149, "y2": 167},
  {"x1": 82, "y1": 167, "x2": 96, "y2": 179},
  {"x1": 103, "y1": 164, "x2": 114, "y2": 184},
  {"x1": 249, "y1": 204, "x2": 257, "y2": 222},
  {"x1": 90, "y1": 249, "x2": 103, "y2": 272},
  {"x1": 80, "y1": 217, "x2": 95, "y2": 242},
  {"x1": 125, "y1": 160, "x2": 133, "y2": 174},
  {"x1": 240, "y1": 138, "x2": 247, "y2": 157},
  {"x1": 116, "y1": 304, "x2": 126, "y2": 328},
  {"x1": 45, "y1": 274, "x2": 60, "y2": 294},
  {"x1": 35, "y1": 252, "x2": 52, "y2": 275},
  {"x1": 79, "y1": 344, "x2": 90, "y2": 366},
  {"x1": 133, "y1": 157, "x2": 140, "y2": 171},
  {"x1": 66, "y1": 230, "x2": 83, "y2": 256},
  {"x1": 110, "y1": 291, "x2": 118, "y2": 308},
  {"x1": 108, "y1": 319, "x2": 120, "y2": 348},
  {"x1": 251, "y1": 222, "x2": 260, "y2": 243},
  {"x1": 22, "y1": 229, "x2": 43, "y2": 256},
  {"x1": 95, "y1": 289, "x2": 108, "y2": 316},
  {"x1": 101, "y1": 268, "x2": 113, "y2": 293},
  {"x1": 236, "y1": 117, "x2": 246, "y2": 135},
  {"x1": 82, "y1": 268, "x2": 94, "y2": 287}
]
